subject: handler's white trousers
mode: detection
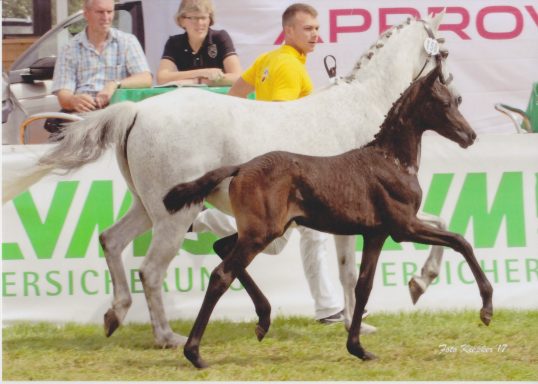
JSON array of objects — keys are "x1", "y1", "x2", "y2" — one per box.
[{"x1": 192, "y1": 209, "x2": 343, "y2": 320}]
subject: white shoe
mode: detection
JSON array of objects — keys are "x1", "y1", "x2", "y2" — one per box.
[
  {"x1": 318, "y1": 310, "x2": 345, "y2": 325},
  {"x1": 359, "y1": 322, "x2": 377, "y2": 335}
]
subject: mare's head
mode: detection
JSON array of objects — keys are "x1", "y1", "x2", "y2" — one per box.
[
  {"x1": 413, "y1": 64, "x2": 476, "y2": 148},
  {"x1": 345, "y1": 12, "x2": 453, "y2": 89},
  {"x1": 341, "y1": 12, "x2": 463, "y2": 133}
]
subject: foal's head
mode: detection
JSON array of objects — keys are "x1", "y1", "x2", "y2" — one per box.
[{"x1": 413, "y1": 64, "x2": 476, "y2": 148}]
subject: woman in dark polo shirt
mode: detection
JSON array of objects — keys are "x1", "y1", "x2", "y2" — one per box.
[{"x1": 156, "y1": 0, "x2": 242, "y2": 86}]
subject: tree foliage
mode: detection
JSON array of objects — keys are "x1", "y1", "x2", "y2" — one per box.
[
  {"x1": 68, "y1": 0, "x2": 84, "y2": 14},
  {"x1": 2, "y1": 0, "x2": 33, "y2": 19},
  {"x1": 2, "y1": 0, "x2": 84, "y2": 20}
]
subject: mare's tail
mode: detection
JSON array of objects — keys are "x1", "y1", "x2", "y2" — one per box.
[
  {"x1": 2, "y1": 102, "x2": 138, "y2": 204},
  {"x1": 163, "y1": 165, "x2": 240, "y2": 214}
]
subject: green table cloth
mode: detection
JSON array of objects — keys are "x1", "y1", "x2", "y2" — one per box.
[{"x1": 110, "y1": 86, "x2": 233, "y2": 104}]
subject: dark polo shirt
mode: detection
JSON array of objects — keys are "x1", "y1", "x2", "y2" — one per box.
[{"x1": 161, "y1": 29, "x2": 237, "y2": 70}]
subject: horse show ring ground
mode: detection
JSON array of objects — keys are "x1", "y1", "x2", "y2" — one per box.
[{"x1": 3, "y1": 309, "x2": 537, "y2": 381}]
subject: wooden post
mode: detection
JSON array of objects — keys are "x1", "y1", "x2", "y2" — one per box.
[
  {"x1": 2, "y1": 37, "x2": 39, "y2": 71},
  {"x1": 33, "y1": 0, "x2": 52, "y2": 36}
]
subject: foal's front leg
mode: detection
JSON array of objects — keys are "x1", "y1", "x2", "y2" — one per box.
[
  {"x1": 346, "y1": 233, "x2": 387, "y2": 361},
  {"x1": 401, "y1": 218, "x2": 493, "y2": 325}
]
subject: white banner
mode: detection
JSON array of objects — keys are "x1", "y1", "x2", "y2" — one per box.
[
  {"x1": 141, "y1": 0, "x2": 538, "y2": 134},
  {"x1": 2, "y1": 134, "x2": 538, "y2": 324}
]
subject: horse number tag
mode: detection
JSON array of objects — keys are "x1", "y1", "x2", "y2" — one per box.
[{"x1": 424, "y1": 38, "x2": 440, "y2": 56}]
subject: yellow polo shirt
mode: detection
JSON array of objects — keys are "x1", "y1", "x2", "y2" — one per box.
[{"x1": 242, "y1": 45, "x2": 313, "y2": 101}]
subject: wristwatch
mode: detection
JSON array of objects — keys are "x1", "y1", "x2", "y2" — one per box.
[{"x1": 115, "y1": 80, "x2": 122, "y2": 89}]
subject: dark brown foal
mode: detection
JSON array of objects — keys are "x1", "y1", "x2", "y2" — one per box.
[{"x1": 163, "y1": 64, "x2": 493, "y2": 368}]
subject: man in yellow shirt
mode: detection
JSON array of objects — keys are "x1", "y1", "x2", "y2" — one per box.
[{"x1": 229, "y1": 3, "x2": 316, "y2": 101}]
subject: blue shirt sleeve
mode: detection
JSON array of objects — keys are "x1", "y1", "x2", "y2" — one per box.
[
  {"x1": 124, "y1": 33, "x2": 150, "y2": 76},
  {"x1": 52, "y1": 43, "x2": 77, "y2": 94}
]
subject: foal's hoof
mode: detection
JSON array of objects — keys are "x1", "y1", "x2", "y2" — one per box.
[
  {"x1": 348, "y1": 343, "x2": 378, "y2": 361},
  {"x1": 255, "y1": 324, "x2": 268, "y2": 342},
  {"x1": 408, "y1": 277, "x2": 425, "y2": 305},
  {"x1": 361, "y1": 350, "x2": 378, "y2": 361},
  {"x1": 184, "y1": 348, "x2": 209, "y2": 369},
  {"x1": 480, "y1": 307, "x2": 493, "y2": 326},
  {"x1": 104, "y1": 309, "x2": 120, "y2": 337}
]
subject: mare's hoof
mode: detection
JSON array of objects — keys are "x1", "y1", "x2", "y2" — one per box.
[
  {"x1": 104, "y1": 309, "x2": 120, "y2": 337},
  {"x1": 408, "y1": 277, "x2": 425, "y2": 305},
  {"x1": 184, "y1": 348, "x2": 209, "y2": 369},
  {"x1": 480, "y1": 307, "x2": 493, "y2": 326},
  {"x1": 157, "y1": 333, "x2": 188, "y2": 349},
  {"x1": 255, "y1": 324, "x2": 267, "y2": 341}
]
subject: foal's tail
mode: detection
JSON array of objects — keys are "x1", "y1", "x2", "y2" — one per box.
[
  {"x1": 2, "y1": 102, "x2": 138, "y2": 204},
  {"x1": 163, "y1": 165, "x2": 240, "y2": 214}
]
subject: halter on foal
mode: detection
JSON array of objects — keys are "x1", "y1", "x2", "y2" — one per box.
[{"x1": 163, "y1": 64, "x2": 493, "y2": 368}]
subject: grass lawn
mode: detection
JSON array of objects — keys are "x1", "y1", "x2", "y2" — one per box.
[{"x1": 3, "y1": 309, "x2": 537, "y2": 381}]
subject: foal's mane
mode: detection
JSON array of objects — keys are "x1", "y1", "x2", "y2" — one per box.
[
  {"x1": 367, "y1": 75, "x2": 427, "y2": 145},
  {"x1": 381, "y1": 81, "x2": 418, "y2": 130}
]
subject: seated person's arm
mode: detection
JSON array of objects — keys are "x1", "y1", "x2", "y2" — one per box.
[
  {"x1": 95, "y1": 71, "x2": 152, "y2": 109},
  {"x1": 58, "y1": 70, "x2": 152, "y2": 111},
  {"x1": 121, "y1": 34, "x2": 153, "y2": 88},
  {"x1": 157, "y1": 59, "x2": 224, "y2": 85},
  {"x1": 120, "y1": 71, "x2": 153, "y2": 89},
  {"x1": 212, "y1": 54, "x2": 242, "y2": 86},
  {"x1": 211, "y1": 30, "x2": 242, "y2": 86},
  {"x1": 56, "y1": 89, "x2": 98, "y2": 113},
  {"x1": 94, "y1": 33, "x2": 152, "y2": 108},
  {"x1": 53, "y1": 44, "x2": 99, "y2": 113},
  {"x1": 228, "y1": 77, "x2": 254, "y2": 98}
]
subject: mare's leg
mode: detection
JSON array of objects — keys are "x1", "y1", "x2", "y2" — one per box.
[
  {"x1": 139, "y1": 205, "x2": 202, "y2": 348},
  {"x1": 334, "y1": 235, "x2": 358, "y2": 329},
  {"x1": 185, "y1": 235, "x2": 267, "y2": 368},
  {"x1": 346, "y1": 233, "x2": 387, "y2": 361},
  {"x1": 408, "y1": 212, "x2": 445, "y2": 304},
  {"x1": 100, "y1": 195, "x2": 151, "y2": 337},
  {"x1": 398, "y1": 218, "x2": 493, "y2": 325},
  {"x1": 213, "y1": 234, "x2": 271, "y2": 340}
]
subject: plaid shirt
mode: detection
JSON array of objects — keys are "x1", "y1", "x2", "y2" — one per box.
[{"x1": 52, "y1": 27, "x2": 150, "y2": 96}]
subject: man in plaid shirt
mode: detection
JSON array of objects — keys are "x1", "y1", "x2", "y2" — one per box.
[{"x1": 52, "y1": 0, "x2": 152, "y2": 113}]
